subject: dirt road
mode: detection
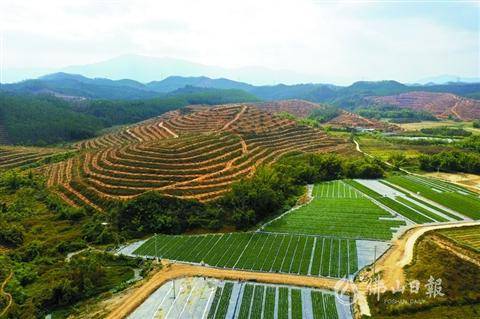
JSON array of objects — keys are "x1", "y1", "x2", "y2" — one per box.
[
  {"x1": 0, "y1": 272, "x2": 13, "y2": 317},
  {"x1": 355, "y1": 220, "x2": 480, "y2": 317},
  {"x1": 106, "y1": 262, "x2": 355, "y2": 319},
  {"x1": 372, "y1": 220, "x2": 480, "y2": 288}
]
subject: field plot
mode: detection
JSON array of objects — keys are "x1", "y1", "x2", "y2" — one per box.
[
  {"x1": 346, "y1": 179, "x2": 462, "y2": 224},
  {"x1": 264, "y1": 180, "x2": 405, "y2": 240},
  {"x1": 438, "y1": 226, "x2": 480, "y2": 252},
  {"x1": 133, "y1": 232, "x2": 359, "y2": 278},
  {"x1": 386, "y1": 175, "x2": 480, "y2": 220},
  {"x1": 46, "y1": 104, "x2": 348, "y2": 209}
]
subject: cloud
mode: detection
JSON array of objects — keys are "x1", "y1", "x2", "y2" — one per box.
[{"x1": 1, "y1": 0, "x2": 478, "y2": 83}]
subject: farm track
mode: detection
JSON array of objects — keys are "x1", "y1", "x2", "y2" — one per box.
[
  {"x1": 105, "y1": 262, "x2": 355, "y2": 319},
  {"x1": 354, "y1": 220, "x2": 480, "y2": 317},
  {"x1": 364, "y1": 220, "x2": 480, "y2": 288}
]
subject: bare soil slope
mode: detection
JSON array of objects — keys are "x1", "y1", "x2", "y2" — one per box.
[{"x1": 368, "y1": 91, "x2": 480, "y2": 121}]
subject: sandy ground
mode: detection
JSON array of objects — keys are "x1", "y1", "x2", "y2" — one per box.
[
  {"x1": 105, "y1": 262, "x2": 356, "y2": 319},
  {"x1": 424, "y1": 171, "x2": 480, "y2": 194}
]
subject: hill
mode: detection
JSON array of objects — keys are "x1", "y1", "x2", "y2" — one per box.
[
  {"x1": 326, "y1": 111, "x2": 401, "y2": 132},
  {"x1": 147, "y1": 76, "x2": 253, "y2": 93},
  {"x1": 0, "y1": 92, "x2": 104, "y2": 145},
  {"x1": 1, "y1": 72, "x2": 160, "y2": 100},
  {"x1": 251, "y1": 99, "x2": 325, "y2": 118},
  {"x1": 368, "y1": 91, "x2": 480, "y2": 121},
  {"x1": 44, "y1": 104, "x2": 349, "y2": 209}
]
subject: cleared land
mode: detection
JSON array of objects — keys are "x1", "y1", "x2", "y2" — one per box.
[
  {"x1": 264, "y1": 180, "x2": 405, "y2": 240},
  {"x1": 133, "y1": 232, "x2": 358, "y2": 278},
  {"x1": 386, "y1": 175, "x2": 480, "y2": 219},
  {"x1": 45, "y1": 104, "x2": 348, "y2": 210}
]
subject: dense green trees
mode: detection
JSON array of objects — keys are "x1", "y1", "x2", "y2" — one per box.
[
  {"x1": 458, "y1": 135, "x2": 480, "y2": 152},
  {"x1": 220, "y1": 166, "x2": 301, "y2": 228},
  {"x1": 0, "y1": 170, "x2": 149, "y2": 318},
  {"x1": 114, "y1": 192, "x2": 215, "y2": 237},
  {"x1": 419, "y1": 151, "x2": 480, "y2": 174},
  {"x1": 420, "y1": 126, "x2": 471, "y2": 137},
  {"x1": 0, "y1": 93, "x2": 102, "y2": 145}
]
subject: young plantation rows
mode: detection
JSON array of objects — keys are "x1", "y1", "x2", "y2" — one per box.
[
  {"x1": 45, "y1": 104, "x2": 347, "y2": 210},
  {"x1": 208, "y1": 282, "x2": 340, "y2": 319},
  {"x1": 134, "y1": 232, "x2": 358, "y2": 278},
  {"x1": 386, "y1": 175, "x2": 480, "y2": 220},
  {"x1": 0, "y1": 146, "x2": 60, "y2": 170},
  {"x1": 264, "y1": 180, "x2": 405, "y2": 240}
]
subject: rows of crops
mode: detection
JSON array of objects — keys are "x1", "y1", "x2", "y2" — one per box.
[
  {"x1": 438, "y1": 226, "x2": 480, "y2": 252},
  {"x1": 346, "y1": 180, "x2": 459, "y2": 224},
  {"x1": 207, "y1": 282, "x2": 234, "y2": 319},
  {"x1": 264, "y1": 180, "x2": 405, "y2": 240},
  {"x1": 46, "y1": 104, "x2": 347, "y2": 208},
  {"x1": 134, "y1": 232, "x2": 358, "y2": 278},
  {"x1": 234, "y1": 283, "x2": 339, "y2": 319},
  {"x1": 386, "y1": 175, "x2": 480, "y2": 220}
]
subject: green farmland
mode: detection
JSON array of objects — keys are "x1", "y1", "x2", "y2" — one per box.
[
  {"x1": 263, "y1": 180, "x2": 405, "y2": 240},
  {"x1": 346, "y1": 180, "x2": 458, "y2": 223},
  {"x1": 234, "y1": 283, "x2": 339, "y2": 319},
  {"x1": 133, "y1": 232, "x2": 358, "y2": 278},
  {"x1": 386, "y1": 175, "x2": 480, "y2": 219}
]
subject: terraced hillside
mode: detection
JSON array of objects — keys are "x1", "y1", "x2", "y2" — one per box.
[
  {"x1": 368, "y1": 91, "x2": 480, "y2": 121},
  {"x1": 327, "y1": 111, "x2": 401, "y2": 132},
  {"x1": 46, "y1": 104, "x2": 349, "y2": 210},
  {"x1": 0, "y1": 146, "x2": 63, "y2": 171},
  {"x1": 253, "y1": 99, "x2": 325, "y2": 118}
]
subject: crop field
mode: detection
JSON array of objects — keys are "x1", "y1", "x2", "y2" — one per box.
[
  {"x1": 438, "y1": 226, "x2": 480, "y2": 252},
  {"x1": 235, "y1": 283, "x2": 341, "y2": 319},
  {"x1": 45, "y1": 104, "x2": 348, "y2": 210},
  {"x1": 264, "y1": 180, "x2": 405, "y2": 240},
  {"x1": 133, "y1": 232, "x2": 358, "y2": 278},
  {"x1": 346, "y1": 180, "x2": 461, "y2": 224},
  {"x1": 386, "y1": 175, "x2": 480, "y2": 219}
]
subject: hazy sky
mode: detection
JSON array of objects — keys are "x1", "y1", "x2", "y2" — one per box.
[{"x1": 1, "y1": 0, "x2": 479, "y2": 83}]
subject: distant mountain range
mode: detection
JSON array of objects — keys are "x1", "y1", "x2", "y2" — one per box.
[
  {"x1": 2, "y1": 72, "x2": 479, "y2": 105},
  {"x1": 2, "y1": 54, "x2": 326, "y2": 85},
  {"x1": 3, "y1": 54, "x2": 478, "y2": 86},
  {"x1": 415, "y1": 75, "x2": 480, "y2": 85}
]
